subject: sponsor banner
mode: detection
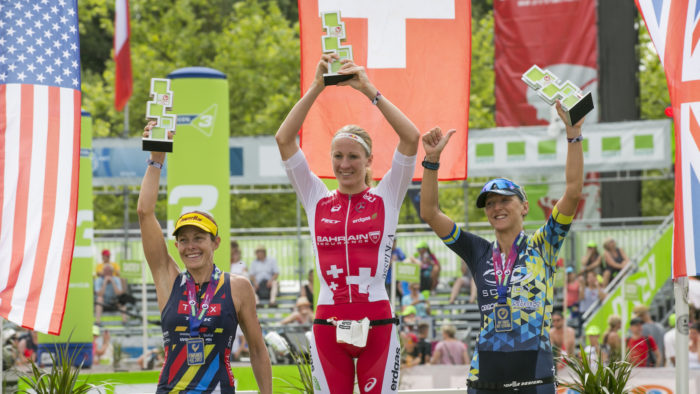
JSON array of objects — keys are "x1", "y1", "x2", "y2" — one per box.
[
  {"x1": 494, "y1": 0, "x2": 598, "y2": 126},
  {"x1": 395, "y1": 262, "x2": 420, "y2": 283},
  {"x1": 166, "y1": 68, "x2": 231, "y2": 267},
  {"x1": 468, "y1": 120, "x2": 671, "y2": 177}
]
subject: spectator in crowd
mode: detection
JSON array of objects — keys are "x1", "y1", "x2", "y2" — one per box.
[
  {"x1": 2, "y1": 328, "x2": 18, "y2": 370},
  {"x1": 92, "y1": 325, "x2": 113, "y2": 366},
  {"x1": 603, "y1": 314, "x2": 622, "y2": 362},
  {"x1": 280, "y1": 297, "x2": 314, "y2": 325},
  {"x1": 634, "y1": 304, "x2": 665, "y2": 366},
  {"x1": 301, "y1": 268, "x2": 314, "y2": 309},
  {"x1": 400, "y1": 305, "x2": 418, "y2": 329},
  {"x1": 249, "y1": 245, "x2": 279, "y2": 307},
  {"x1": 664, "y1": 313, "x2": 676, "y2": 367},
  {"x1": 402, "y1": 282, "x2": 430, "y2": 319},
  {"x1": 94, "y1": 263, "x2": 129, "y2": 325},
  {"x1": 16, "y1": 329, "x2": 38, "y2": 365},
  {"x1": 431, "y1": 325, "x2": 468, "y2": 365},
  {"x1": 229, "y1": 240, "x2": 249, "y2": 278},
  {"x1": 137, "y1": 347, "x2": 165, "y2": 370},
  {"x1": 448, "y1": 259, "x2": 477, "y2": 304},
  {"x1": 96, "y1": 249, "x2": 121, "y2": 277},
  {"x1": 416, "y1": 322, "x2": 432, "y2": 365},
  {"x1": 602, "y1": 238, "x2": 629, "y2": 286},
  {"x1": 565, "y1": 267, "x2": 581, "y2": 317},
  {"x1": 690, "y1": 322, "x2": 700, "y2": 369},
  {"x1": 580, "y1": 241, "x2": 602, "y2": 275},
  {"x1": 400, "y1": 331, "x2": 420, "y2": 368},
  {"x1": 409, "y1": 241, "x2": 440, "y2": 293},
  {"x1": 579, "y1": 271, "x2": 606, "y2": 314},
  {"x1": 550, "y1": 309, "x2": 576, "y2": 369},
  {"x1": 626, "y1": 317, "x2": 660, "y2": 367},
  {"x1": 582, "y1": 325, "x2": 606, "y2": 370}
]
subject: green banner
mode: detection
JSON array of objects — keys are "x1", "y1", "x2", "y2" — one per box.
[
  {"x1": 120, "y1": 259, "x2": 147, "y2": 283},
  {"x1": 395, "y1": 262, "x2": 420, "y2": 283},
  {"x1": 39, "y1": 112, "x2": 94, "y2": 344},
  {"x1": 585, "y1": 226, "x2": 672, "y2": 334},
  {"x1": 166, "y1": 69, "x2": 231, "y2": 268}
]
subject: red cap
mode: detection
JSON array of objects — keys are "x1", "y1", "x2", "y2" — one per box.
[{"x1": 101, "y1": 249, "x2": 110, "y2": 257}]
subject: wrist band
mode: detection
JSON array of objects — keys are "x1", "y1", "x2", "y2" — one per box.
[
  {"x1": 567, "y1": 134, "x2": 583, "y2": 143},
  {"x1": 371, "y1": 90, "x2": 382, "y2": 105},
  {"x1": 147, "y1": 159, "x2": 163, "y2": 169},
  {"x1": 422, "y1": 158, "x2": 440, "y2": 170}
]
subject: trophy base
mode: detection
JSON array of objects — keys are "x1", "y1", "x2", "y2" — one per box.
[
  {"x1": 324, "y1": 72, "x2": 353, "y2": 86},
  {"x1": 564, "y1": 92, "x2": 594, "y2": 126},
  {"x1": 142, "y1": 139, "x2": 173, "y2": 153}
]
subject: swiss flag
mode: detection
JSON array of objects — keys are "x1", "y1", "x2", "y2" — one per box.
[
  {"x1": 114, "y1": 0, "x2": 132, "y2": 111},
  {"x1": 299, "y1": 0, "x2": 470, "y2": 180}
]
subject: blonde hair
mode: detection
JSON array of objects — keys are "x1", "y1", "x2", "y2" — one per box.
[
  {"x1": 333, "y1": 125, "x2": 373, "y2": 186},
  {"x1": 607, "y1": 314, "x2": 621, "y2": 329},
  {"x1": 441, "y1": 324, "x2": 457, "y2": 338}
]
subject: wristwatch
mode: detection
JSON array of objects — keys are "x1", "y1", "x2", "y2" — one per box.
[{"x1": 421, "y1": 158, "x2": 440, "y2": 170}]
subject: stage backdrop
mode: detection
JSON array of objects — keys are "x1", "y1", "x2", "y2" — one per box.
[
  {"x1": 166, "y1": 68, "x2": 231, "y2": 268},
  {"x1": 299, "y1": 0, "x2": 470, "y2": 181},
  {"x1": 494, "y1": 0, "x2": 598, "y2": 126}
]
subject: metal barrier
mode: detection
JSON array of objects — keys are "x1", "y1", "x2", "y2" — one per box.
[{"x1": 94, "y1": 217, "x2": 667, "y2": 292}]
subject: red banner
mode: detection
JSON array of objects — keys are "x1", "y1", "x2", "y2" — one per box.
[
  {"x1": 299, "y1": 0, "x2": 470, "y2": 180},
  {"x1": 494, "y1": 0, "x2": 598, "y2": 126}
]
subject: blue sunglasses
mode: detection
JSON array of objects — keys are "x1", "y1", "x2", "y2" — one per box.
[{"x1": 476, "y1": 178, "x2": 526, "y2": 208}]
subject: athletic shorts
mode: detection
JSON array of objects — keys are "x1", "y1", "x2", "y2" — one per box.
[{"x1": 310, "y1": 301, "x2": 401, "y2": 394}]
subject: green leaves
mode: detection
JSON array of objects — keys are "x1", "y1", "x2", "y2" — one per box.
[
  {"x1": 19, "y1": 340, "x2": 104, "y2": 394},
  {"x1": 558, "y1": 347, "x2": 637, "y2": 394},
  {"x1": 80, "y1": 0, "x2": 300, "y2": 138}
]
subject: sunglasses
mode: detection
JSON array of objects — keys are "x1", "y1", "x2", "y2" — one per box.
[{"x1": 481, "y1": 178, "x2": 522, "y2": 194}]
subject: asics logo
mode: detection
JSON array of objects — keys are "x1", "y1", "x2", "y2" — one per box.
[
  {"x1": 364, "y1": 377, "x2": 377, "y2": 391},
  {"x1": 331, "y1": 205, "x2": 342, "y2": 212}
]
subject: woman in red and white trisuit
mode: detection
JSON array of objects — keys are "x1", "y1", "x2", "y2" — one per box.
[{"x1": 275, "y1": 53, "x2": 419, "y2": 394}]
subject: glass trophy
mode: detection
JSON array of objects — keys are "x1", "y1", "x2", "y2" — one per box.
[
  {"x1": 321, "y1": 11, "x2": 354, "y2": 86},
  {"x1": 143, "y1": 78, "x2": 176, "y2": 152},
  {"x1": 521, "y1": 65, "x2": 594, "y2": 126}
]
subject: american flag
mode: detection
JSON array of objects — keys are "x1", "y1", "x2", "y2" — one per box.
[
  {"x1": 0, "y1": 0, "x2": 81, "y2": 334},
  {"x1": 636, "y1": 0, "x2": 700, "y2": 278}
]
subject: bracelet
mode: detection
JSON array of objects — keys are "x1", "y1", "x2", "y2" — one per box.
[
  {"x1": 567, "y1": 134, "x2": 583, "y2": 143},
  {"x1": 371, "y1": 90, "x2": 382, "y2": 105},
  {"x1": 421, "y1": 158, "x2": 440, "y2": 170},
  {"x1": 147, "y1": 159, "x2": 163, "y2": 169}
]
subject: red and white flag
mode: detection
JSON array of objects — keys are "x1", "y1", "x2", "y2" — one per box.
[
  {"x1": 636, "y1": 0, "x2": 700, "y2": 278},
  {"x1": 494, "y1": 0, "x2": 598, "y2": 126},
  {"x1": 0, "y1": 0, "x2": 81, "y2": 334},
  {"x1": 299, "y1": 0, "x2": 470, "y2": 181},
  {"x1": 114, "y1": 0, "x2": 132, "y2": 111}
]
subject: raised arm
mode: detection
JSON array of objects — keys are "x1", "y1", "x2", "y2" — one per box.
[
  {"x1": 337, "y1": 60, "x2": 419, "y2": 156},
  {"x1": 137, "y1": 122, "x2": 180, "y2": 311},
  {"x1": 553, "y1": 101, "x2": 584, "y2": 216},
  {"x1": 275, "y1": 54, "x2": 334, "y2": 161},
  {"x1": 419, "y1": 127, "x2": 458, "y2": 237}
]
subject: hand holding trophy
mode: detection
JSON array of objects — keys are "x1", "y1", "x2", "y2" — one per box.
[
  {"x1": 321, "y1": 11, "x2": 354, "y2": 86},
  {"x1": 143, "y1": 78, "x2": 176, "y2": 152},
  {"x1": 521, "y1": 65, "x2": 594, "y2": 126}
]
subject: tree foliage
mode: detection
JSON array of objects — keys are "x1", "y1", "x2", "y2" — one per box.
[{"x1": 80, "y1": 0, "x2": 299, "y2": 138}]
